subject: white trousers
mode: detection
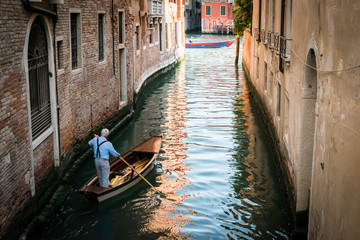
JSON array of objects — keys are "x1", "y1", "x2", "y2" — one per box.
[{"x1": 95, "y1": 158, "x2": 110, "y2": 187}]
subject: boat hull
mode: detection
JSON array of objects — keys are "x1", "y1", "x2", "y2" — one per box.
[
  {"x1": 97, "y1": 160, "x2": 155, "y2": 202},
  {"x1": 79, "y1": 134, "x2": 162, "y2": 202},
  {"x1": 185, "y1": 40, "x2": 234, "y2": 48}
]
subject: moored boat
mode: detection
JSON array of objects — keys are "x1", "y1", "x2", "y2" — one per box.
[
  {"x1": 185, "y1": 39, "x2": 234, "y2": 48},
  {"x1": 79, "y1": 134, "x2": 163, "y2": 202}
]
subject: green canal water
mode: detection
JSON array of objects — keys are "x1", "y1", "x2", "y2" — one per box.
[{"x1": 32, "y1": 35, "x2": 293, "y2": 239}]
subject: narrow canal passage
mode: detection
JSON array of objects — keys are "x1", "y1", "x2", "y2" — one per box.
[{"x1": 33, "y1": 35, "x2": 292, "y2": 239}]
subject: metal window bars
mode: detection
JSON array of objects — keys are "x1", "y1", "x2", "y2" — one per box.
[
  {"x1": 261, "y1": 29, "x2": 267, "y2": 45},
  {"x1": 274, "y1": 32, "x2": 280, "y2": 52},
  {"x1": 268, "y1": 31, "x2": 274, "y2": 49}
]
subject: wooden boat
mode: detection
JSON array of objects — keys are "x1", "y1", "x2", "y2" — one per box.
[
  {"x1": 79, "y1": 134, "x2": 162, "y2": 202},
  {"x1": 185, "y1": 39, "x2": 234, "y2": 48}
]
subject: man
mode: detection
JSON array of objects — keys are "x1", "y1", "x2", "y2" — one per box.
[{"x1": 88, "y1": 128, "x2": 120, "y2": 187}]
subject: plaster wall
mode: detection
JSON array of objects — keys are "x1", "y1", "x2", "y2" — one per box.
[{"x1": 244, "y1": 0, "x2": 360, "y2": 238}]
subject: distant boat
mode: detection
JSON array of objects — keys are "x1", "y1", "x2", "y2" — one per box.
[
  {"x1": 186, "y1": 39, "x2": 234, "y2": 48},
  {"x1": 79, "y1": 134, "x2": 162, "y2": 202}
]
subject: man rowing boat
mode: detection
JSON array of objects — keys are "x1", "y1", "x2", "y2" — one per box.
[{"x1": 88, "y1": 129, "x2": 120, "y2": 187}]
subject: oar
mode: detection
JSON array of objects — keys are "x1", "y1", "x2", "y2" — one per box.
[{"x1": 118, "y1": 156, "x2": 166, "y2": 198}]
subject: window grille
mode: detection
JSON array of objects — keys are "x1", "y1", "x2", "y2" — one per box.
[
  {"x1": 57, "y1": 40, "x2": 63, "y2": 69},
  {"x1": 220, "y1": 6, "x2": 226, "y2": 16},
  {"x1": 159, "y1": 23, "x2": 163, "y2": 51},
  {"x1": 136, "y1": 25, "x2": 140, "y2": 50},
  {"x1": 119, "y1": 11, "x2": 124, "y2": 44},
  {"x1": 28, "y1": 17, "x2": 51, "y2": 139},
  {"x1": 71, "y1": 13, "x2": 78, "y2": 69},
  {"x1": 205, "y1": 6, "x2": 211, "y2": 16},
  {"x1": 98, "y1": 14, "x2": 104, "y2": 61}
]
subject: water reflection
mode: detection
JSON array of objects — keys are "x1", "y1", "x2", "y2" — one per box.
[
  {"x1": 31, "y1": 35, "x2": 292, "y2": 240},
  {"x1": 220, "y1": 69, "x2": 291, "y2": 239},
  {"x1": 139, "y1": 63, "x2": 193, "y2": 239}
]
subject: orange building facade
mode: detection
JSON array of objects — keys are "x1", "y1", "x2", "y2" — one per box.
[{"x1": 201, "y1": 0, "x2": 234, "y2": 34}]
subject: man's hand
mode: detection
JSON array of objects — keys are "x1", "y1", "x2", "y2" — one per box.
[{"x1": 93, "y1": 134, "x2": 99, "y2": 139}]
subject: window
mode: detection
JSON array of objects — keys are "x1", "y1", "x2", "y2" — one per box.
[
  {"x1": 136, "y1": 25, "x2": 140, "y2": 51},
  {"x1": 284, "y1": 94, "x2": 289, "y2": 140},
  {"x1": 57, "y1": 39, "x2": 63, "y2": 70},
  {"x1": 149, "y1": 25, "x2": 153, "y2": 44},
  {"x1": 264, "y1": 62, "x2": 268, "y2": 90},
  {"x1": 28, "y1": 17, "x2": 51, "y2": 139},
  {"x1": 175, "y1": 22, "x2": 178, "y2": 46},
  {"x1": 272, "y1": 0, "x2": 275, "y2": 31},
  {"x1": 155, "y1": 23, "x2": 159, "y2": 43},
  {"x1": 118, "y1": 11, "x2": 124, "y2": 44},
  {"x1": 165, "y1": 23, "x2": 169, "y2": 49},
  {"x1": 98, "y1": 13, "x2": 105, "y2": 61},
  {"x1": 205, "y1": 5, "x2": 211, "y2": 16},
  {"x1": 277, "y1": 83, "x2": 281, "y2": 116},
  {"x1": 266, "y1": 0, "x2": 269, "y2": 31},
  {"x1": 258, "y1": 0, "x2": 262, "y2": 42},
  {"x1": 220, "y1": 6, "x2": 226, "y2": 16},
  {"x1": 256, "y1": 57, "x2": 259, "y2": 79},
  {"x1": 70, "y1": 12, "x2": 81, "y2": 69},
  {"x1": 269, "y1": 70, "x2": 273, "y2": 97},
  {"x1": 159, "y1": 23, "x2": 163, "y2": 51}
]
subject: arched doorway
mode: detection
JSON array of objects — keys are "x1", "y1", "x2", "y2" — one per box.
[
  {"x1": 26, "y1": 15, "x2": 59, "y2": 188},
  {"x1": 28, "y1": 16, "x2": 51, "y2": 139},
  {"x1": 297, "y1": 49, "x2": 317, "y2": 211}
]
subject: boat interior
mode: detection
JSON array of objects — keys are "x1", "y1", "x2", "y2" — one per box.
[{"x1": 88, "y1": 151, "x2": 155, "y2": 188}]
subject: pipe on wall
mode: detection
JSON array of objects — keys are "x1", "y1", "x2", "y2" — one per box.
[{"x1": 22, "y1": 0, "x2": 58, "y2": 20}]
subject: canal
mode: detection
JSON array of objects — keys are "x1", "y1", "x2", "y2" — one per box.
[{"x1": 32, "y1": 35, "x2": 293, "y2": 239}]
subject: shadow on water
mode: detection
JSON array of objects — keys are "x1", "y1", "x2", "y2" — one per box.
[{"x1": 31, "y1": 34, "x2": 293, "y2": 240}]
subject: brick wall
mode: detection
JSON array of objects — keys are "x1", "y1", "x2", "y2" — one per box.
[
  {"x1": 33, "y1": 134, "x2": 54, "y2": 182},
  {"x1": 0, "y1": 0, "x2": 185, "y2": 239},
  {"x1": 0, "y1": 1, "x2": 34, "y2": 238}
]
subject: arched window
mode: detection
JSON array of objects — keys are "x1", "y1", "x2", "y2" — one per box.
[{"x1": 28, "y1": 17, "x2": 51, "y2": 139}]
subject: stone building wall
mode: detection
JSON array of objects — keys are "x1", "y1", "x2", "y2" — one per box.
[
  {"x1": 243, "y1": 0, "x2": 360, "y2": 238},
  {"x1": 0, "y1": 1, "x2": 38, "y2": 238}
]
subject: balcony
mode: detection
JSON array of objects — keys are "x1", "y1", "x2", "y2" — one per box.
[
  {"x1": 260, "y1": 29, "x2": 267, "y2": 45},
  {"x1": 254, "y1": 28, "x2": 260, "y2": 42},
  {"x1": 280, "y1": 36, "x2": 291, "y2": 63},
  {"x1": 268, "y1": 31, "x2": 274, "y2": 50},
  {"x1": 274, "y1": 32, "x2": 280, "y2": 52},
  {"x1": 148, "y1": 0, "x2": 163, "y2": 16}
]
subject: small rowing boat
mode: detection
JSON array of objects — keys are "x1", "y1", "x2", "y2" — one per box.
[
  {"x1": 185, "y1": 39, "x2": 234, "y2": 48},
  {"x1": 79, "y1": 134, "x2": 163, "y2": 202}
]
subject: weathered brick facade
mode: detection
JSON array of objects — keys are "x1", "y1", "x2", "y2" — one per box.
[{"x1": 0, "y1": 0, "x2": 184, "y2": 239}]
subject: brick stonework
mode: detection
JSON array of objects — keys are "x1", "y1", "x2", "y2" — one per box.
[{"x1": 0, "y1": 0, "x2": 185, "y2": 239}]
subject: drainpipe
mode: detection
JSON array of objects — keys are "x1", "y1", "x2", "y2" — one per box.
[
  {"x1": 22, "y1": 0, "x2": 58, "y2": 20},
  {"x1": 112, "y1": 0, "x2": 115, "y2": 75},
  {"x1": 52, "y1": 4, "x2": 61, "y2": 175}
]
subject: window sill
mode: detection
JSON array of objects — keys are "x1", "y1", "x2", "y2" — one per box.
[
  {"x1": 32, "y1": 127, "x2": 53, "y2": 150},
  {"x1": 57, "y1": 69, "x2": 64, "y2": 76},
  {"x1": 119, "y1": 100, "x2": 127, "y2": 109},
  {"x1": 71, "y1": 68, "x2": 82, "y2": 75}
]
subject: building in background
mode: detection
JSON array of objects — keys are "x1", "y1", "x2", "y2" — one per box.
[
  {"x1": 242, "y1": 0, "x2": 360, "y2": 238},
  {"x1": 201, "y1": 0, "x2": 234, "y2": 34},
  {"x1": 184, "y1": 0, "x2": 201, "y2": 32},
  {"x1": 0, "y1": 0, "x2": 184, "y2": 239}
]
